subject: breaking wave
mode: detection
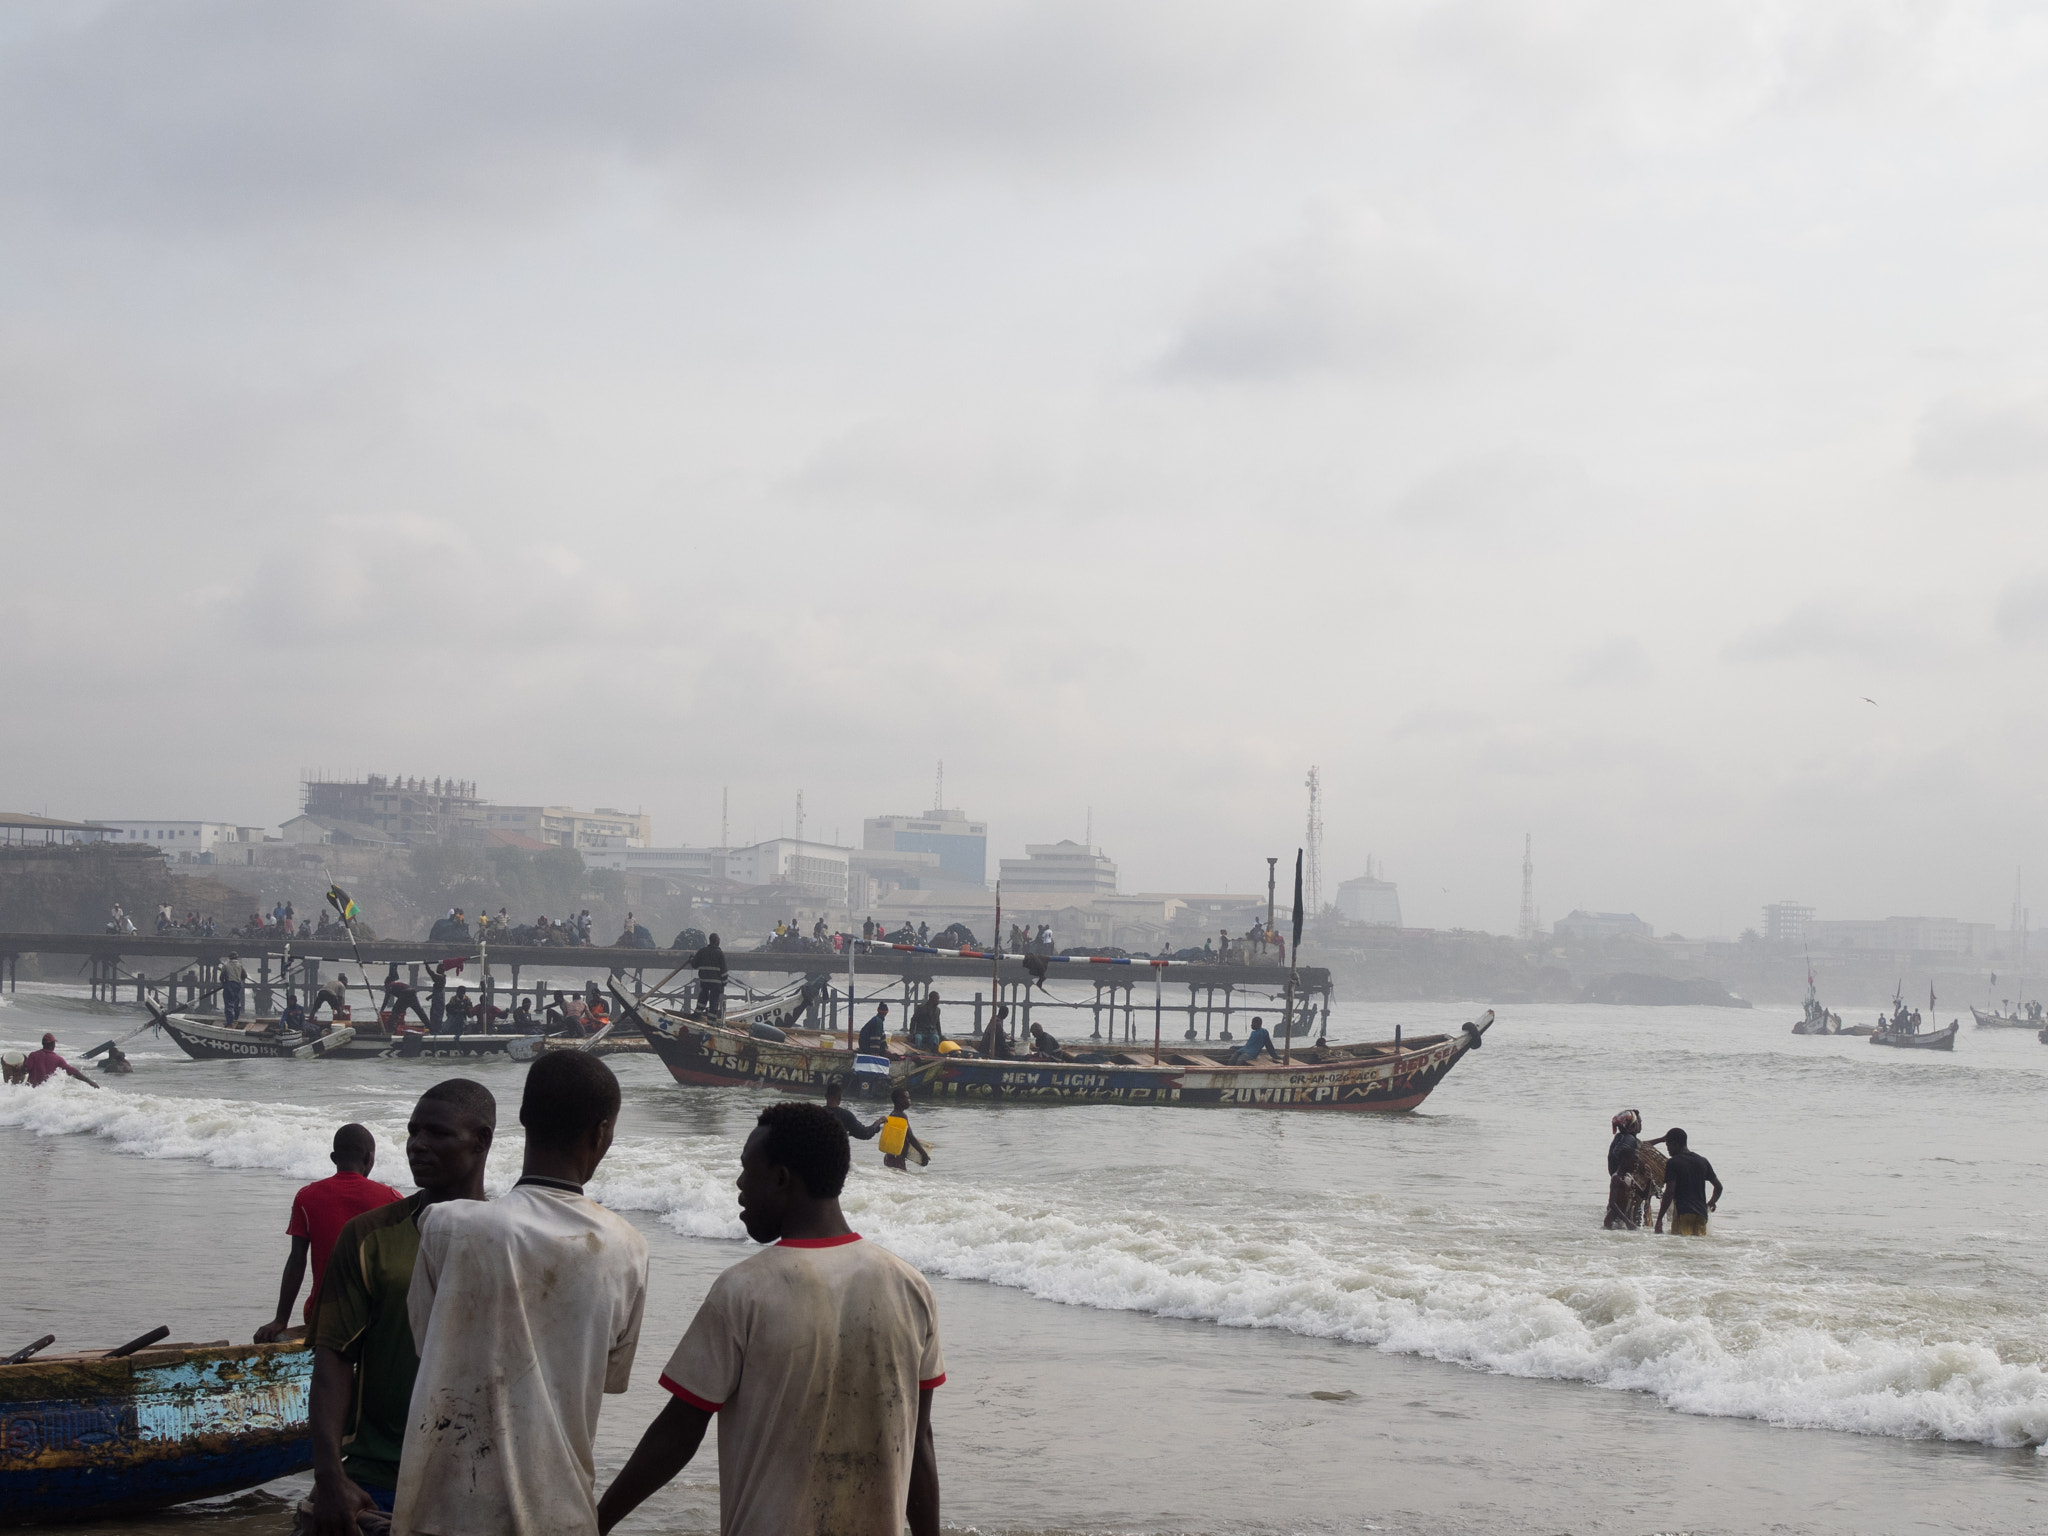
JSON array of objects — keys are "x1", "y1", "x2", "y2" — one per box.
[{"x1": 8, "y1": 1074, "x2": 2048, "y2": 1454}]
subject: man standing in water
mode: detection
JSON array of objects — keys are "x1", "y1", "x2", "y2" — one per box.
[
  {"x1": 305, "y1": 1081, "x2": 495, "y2": 1533},
  {"x1": 1652, "y1": 1127, "x2": 1722, "y2": 1236},
  {"x1": 24, "y1": 1032, "x2": 99, "y2": 1089},
  {"x1": 256, "y1": 1124, "x2": 401, "y2": 1344},
  {"x1": 824, "y1": 1079, "x2": 881, "y2": 1142},
  {"x1": 597, "y1": 1101, "x2": 942, "y2": 1536}
]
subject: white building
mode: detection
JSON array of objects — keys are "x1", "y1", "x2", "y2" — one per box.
[
  {"x1": 1807, "y1": 915, "x2": 2000, "y2": 955},
  {"x1": 92, "y1": 821, "x2": 269, "y2": 863},
  {"x1": 863, "y1": 808, "x2": 988, "y2": 887},
  {"x1": 997, "y1": 841, "x2": 1118, "y2": 896},
  {"x1": 587, "y1": 839, "x2": 852, "y2": 904},
  {"x1": 1336, "y1": 873, "x2": 1403, "y2": 927},
  {"x1": 480, "y1": 806, "x2": 651, "y2": 851}
]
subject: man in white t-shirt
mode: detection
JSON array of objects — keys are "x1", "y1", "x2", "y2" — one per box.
[
  {"x1": 393, "y1": 1052, "x2": 649, "y2": 1536},
  {"x1": 597, "y1": 1102, "x2": 943, "y2": 1536}
]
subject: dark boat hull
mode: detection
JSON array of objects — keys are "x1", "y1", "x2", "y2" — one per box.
[
  {"x1": 1971, "y1": 1007, "x2": 2038, "y2": 1029},
  {"x1": 1869, "y1": 1022, "x2": 1958, "y2": 1051},
  {"x1": 158, "y1": 1017, "x2": 357, "y2": 1062},
  {"x1": 1, "y1": 1343, "x2": 310, "y2": 1525},
  {"x1": 624, "y1": 988, "x2": 1492, "y2": 1113}
]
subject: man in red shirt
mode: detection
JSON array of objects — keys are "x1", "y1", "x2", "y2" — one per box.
[
  {"x1": 25, "y1": 1033, "x2": 99, "y2": 1090},
  {"x1": 255, "y1": 1123, "x2": 402, "y2": 1343}
]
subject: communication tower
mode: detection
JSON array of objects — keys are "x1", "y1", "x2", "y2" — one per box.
[
  {"x1": 794, "y1": 790, "x2": 805, "y2": 845},
  {"x1": 1304, "y1": 767, "x2": 1324, "y2": 915},
  {"x1": 1518, "y1": 834, "x2": 1538, "y2": 943},
  {"x1": 721, "y1": 786, "x2": 729, "y2": 851},
  {"x1": 933, "y1": 760, "x2": 944, "y2": 814}
]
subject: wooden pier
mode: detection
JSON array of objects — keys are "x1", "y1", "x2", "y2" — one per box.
[{"x1": 0, "y1": 933, "x2": 1334, "y2": 1046}]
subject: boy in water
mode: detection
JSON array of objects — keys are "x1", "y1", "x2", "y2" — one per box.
[
  {"x1": 598, "y1": 1102, "x2": 942, "y2": 1536},
  {"x1": 881, "y1": 1087, "x2": 929, "y2": 1171},
  {"x1": 394, "y1": 1053, "x2": 648, "y2": 1536}
]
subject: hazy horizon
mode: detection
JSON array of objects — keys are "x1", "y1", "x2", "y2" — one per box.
[{"x1": 7, "y1": 1, "x2": 2048, "y2": 937}]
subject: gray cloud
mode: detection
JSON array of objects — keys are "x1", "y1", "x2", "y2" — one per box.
[
  {"x1": 1722, "y1": 605, "x2": 1948, "y2": 668},
  {"x1": 1994, "y1": 575, "x2": 2048, "y2": 647},
  {"x1": 1568, "y1": 637, "x2": 1651, "y2": 687},
  {"x1": 1914, "y1": 394, "x2": 2048, "y2": 478}
]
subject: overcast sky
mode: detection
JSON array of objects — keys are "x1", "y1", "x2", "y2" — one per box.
[{"x1": 7, "y1": 0, "x2": 2048, "y2": 936}]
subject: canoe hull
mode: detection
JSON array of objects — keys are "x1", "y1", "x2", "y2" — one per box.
[
  {"x1": 624, "y1": 988, "x2": 1490, "y2": 1113},
  {"x1": 1971, "y1": 1007, "x2": 2038, "y2": 1029},
  {"x1": 0, "y1": 1344, "x2": 310, "y2": 1525},
  {"x1": 158, "y1": 1017, "x2": 356, "y2": 1062},
  {"x1": 1870, "y1": 1022, "x2": 1958, "y2": 1051}
]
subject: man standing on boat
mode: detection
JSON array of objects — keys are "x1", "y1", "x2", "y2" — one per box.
[
  {"x1": 256, "y1": 1124, "x2": 401, "y2": 1345},
  {"x1": 221, "y1": 951, "x2": 248, "y2": 1025},
  {"x1": 690, "y1": 933, "x2": 728, "y2": 1020},
  {"x1": 597, "y1": 1101, "x2": 943, "y2": 1536},
  {"x1": 313, "y1": 972, "x2": 354, "y2": 1023},
  {"x1": 304, "y1": 1081, "x2": 494, "y2": 1533},
  {"x1": 908, "y1": 990, "x2": 944, "y2": 1051},
  {"x1": 382, "y1": 964, "x2": 429, "y2": 1028},
  {"x1": 1651, "y1": 1128, "x2": 1722, "y2": 1236},
  {"x1": 858, "y1": 1002, "x2": 891, "y2": 1055}
]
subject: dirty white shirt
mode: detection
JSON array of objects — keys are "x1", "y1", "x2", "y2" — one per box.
[
  {"x1": 660, "y1": 1233, "x2": 945, "y2": 1536},
  {"x1": 392, "y1": 1182, "x2": 649, "y2": 1536}
]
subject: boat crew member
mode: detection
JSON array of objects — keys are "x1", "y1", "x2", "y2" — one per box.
[
  {"x1": 1603, "y1": 1109, "x2": 1645, "y2": 1229},
  {"x1": 280, "y1": 990, "x2": 308, "y2": 1037},
  {"x1": 1650, "y1": 1128, "x2": 1722, "y2": 1236},
  {"x1": 825, "y1": 1079, "x2": 881, "y2": 1140},
  {"x1": 691, "y1": 933, "x2": 728, "y2": 1019},
  {"x1": 313, "y1": 973, "x2": 353, "y2": 1022},
  {"x1": 858, "y1": 1003, "x2": 891, "y2": 1055},
  {"x1": 908, "y1": 991, "x2": 944, "y2": 1051},
  {"x1": 446, "y1": 987, "x2": 475, "y2": 1037},
  {"x1": 257, "y1": 1124, "x2": 402, "y2": 1345},
  {"x1": 880, "y1": 1087, "x2": 930, "y2": 1172},
  {"x1": 99, "y1": 1044, "x2": 133, "y2": 1074},
  {"x1": 513, "y1": 998, "x2": 537, "y2": 1032},
  {"x1": 427, "y1": 964, "x2": 450, "y2": 1028},
  {"x1": 393, "y1": 1054, "x2": 647, "y2": 1536},
  {"x1": 221, "y1": 951, "x2": 249, "y2": 1025},
  {"x1": 1028, "y1": 1021, "x2": 1061, "y2": 1059},
  {"x1": 979, "y1": 1005, "x2": 1013, "y2": 1059},
  {"x1": 597, "y1": 1101, "x2": 944, "y2": 1536},
  {"x1": 382, "y1": 964, "x2": 430, "y2": 1027},
  {"x1": 24, "y1": 1032, "x2": 99, "y2": 1089},
  {"x1": 1229, "y1": 1017, "x2": 1277, "y2": 1065},
  {"x1": 305, "y1": 1081, "x2": 495, "y2": 1529}
]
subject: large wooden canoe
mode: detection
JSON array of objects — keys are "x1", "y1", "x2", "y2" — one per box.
[
  {"x1": 0, "y1": 1340, "x2": 310, "y2": 1524},
  {"x1": 1870, "y1": 1019, "x2": 1958, "y2": 1051},
  {"x1": 616, "y1": 986, "x2": 1494, "y2": 1112}
]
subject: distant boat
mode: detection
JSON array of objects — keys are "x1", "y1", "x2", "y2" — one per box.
[
  {"x1": 1870, "y1": 1018, "x2": 1958, "y2": 1051},
  {"x1": 0, "y1": 1338, "x2": 310, "y2": 1523},
  {"x1": 1790, "y1": 964, "x2": 1842, "y2": 1034},
  {"x1": 1972, "y1": 1005, "x2": 2042, "y2": 1029}
]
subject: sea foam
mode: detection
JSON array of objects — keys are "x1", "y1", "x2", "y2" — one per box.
[{"x1": 8, "y1": 1075, "x2": 2048, "y2": 1453}]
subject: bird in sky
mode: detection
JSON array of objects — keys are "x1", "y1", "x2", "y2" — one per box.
[{"x1": 1862, "y1": 697, "x2": 1878, "y2": 705}]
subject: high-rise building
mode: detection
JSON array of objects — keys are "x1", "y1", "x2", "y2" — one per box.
[
  {"x1": 1336, "y1": 868, "x2": 1402, "y2": 927},
  {"x1": 863, "y1": 807, "x2": 987, "y2": 887},
  {"x1": 1762, "y1": 901, "x2": 1815, "y2": 946},
  {"x1": 303, "y1": 774, "x2": 483, "y2": 845},
  {"x1": 998, "y1": 841, "x2": 1118, "y2": 896}
]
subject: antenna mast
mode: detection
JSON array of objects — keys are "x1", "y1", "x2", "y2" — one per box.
[
  {"x1": 1519, "y1": 834, "x2": 1537, "y2": 943},
  {"x1": 721, "y1": 787, "x2": 729, "y2": 850},
  {"x1": 1303, "y1": 767, "x2": 1324, "y2": 916},
  {"x1": 934, "y1": 760, "x2": 944, "y2": 814},
  {"x1": 794, "y1": 790, "x2": 805, "y2": 845}
]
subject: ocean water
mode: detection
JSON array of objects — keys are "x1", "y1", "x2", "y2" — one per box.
[{"x1": 5, "y1": 982, "x2": 2048, "y2": 1534}]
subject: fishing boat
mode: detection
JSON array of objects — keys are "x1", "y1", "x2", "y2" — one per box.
[
  {"x1": 1971, "y1": 1005, "x2": 2042, "y2": 1029},
  {"x1": 1870, "y1": 1018, "x2": 1958, "y2": 1051},
  {"x1": 1790, "y1": 965, "x2": 1842, "y2": 1034},
  {"x1": 0, "y1": 1335, "x2": 310, "y2": 1524},
  {"x1": 153, "y1": 1010, "x2": 358, "y2": 1062},
  {"x1": 619, "y1": 984, "x2": 1494, "y2": 1112}
]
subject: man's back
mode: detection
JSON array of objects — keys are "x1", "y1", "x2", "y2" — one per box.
[
  {"x1": 1664, "y1": 1149, "x2": 1717, "y2": 1215},
  {"x1": 291, "y1": 1171, "x2": 404, "y2": 1322},
  {"x1": 661, "y1": 1235, "x2": 944, "y2": 1536},
  {"x1": 396, "y1": 1185, "x2": 649, "y2": 1536}
]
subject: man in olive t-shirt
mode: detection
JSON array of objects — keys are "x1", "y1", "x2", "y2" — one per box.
[{"x1": 306, "y1": 1081, "x2": 495, "y2": 1532}]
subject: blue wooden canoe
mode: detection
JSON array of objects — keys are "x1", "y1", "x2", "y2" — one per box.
[{"x1": 0, "y1": 1340, "x2": 311, "y2": 1524}]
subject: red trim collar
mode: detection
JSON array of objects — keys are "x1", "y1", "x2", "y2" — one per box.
[{"x1": 777, "y1": 1232, "x2": 863, "y2": 1248}]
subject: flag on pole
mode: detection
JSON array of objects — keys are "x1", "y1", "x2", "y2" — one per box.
[
  {"x1": 327, "y1": 884, "x2": 358, "y2": 923},
  {"x1": 1291, "y1": 850, "x2": 1304, "y2": 955}
]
